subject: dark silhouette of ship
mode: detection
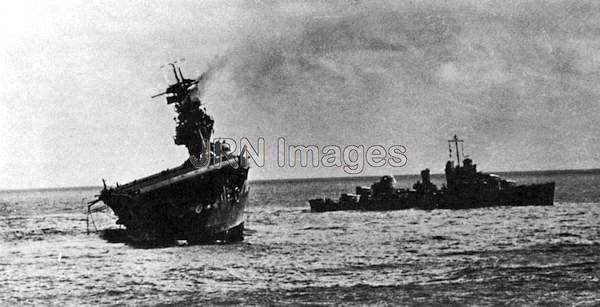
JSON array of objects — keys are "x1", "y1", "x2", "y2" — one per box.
[
  {"x1": 90, "y1": 62, "x2": 249, "y2": 244},
  {"x1": 309, "y1": 135, "x2": 555, "y2": 212}
]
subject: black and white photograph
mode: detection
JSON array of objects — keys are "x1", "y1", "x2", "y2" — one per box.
[{"x1": 1, "y1": 0, "x2": 599, "y2": 305}]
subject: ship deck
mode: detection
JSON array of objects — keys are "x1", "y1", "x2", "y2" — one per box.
[{"x1": 114, "y1": 157, "x2": 242, "y2": 194}]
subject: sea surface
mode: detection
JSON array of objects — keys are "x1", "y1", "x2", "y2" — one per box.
[{"x1": 1, "y1": 171, "x2": 599, "y2": 306}]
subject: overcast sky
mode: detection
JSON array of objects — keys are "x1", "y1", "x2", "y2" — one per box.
[{"x1": 1, "y1": 0, "x2": 599, "y2": 189}]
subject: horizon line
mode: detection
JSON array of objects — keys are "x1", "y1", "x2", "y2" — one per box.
[{"x1": 1, "y1": 166, "x2": 599, "y2": 192}]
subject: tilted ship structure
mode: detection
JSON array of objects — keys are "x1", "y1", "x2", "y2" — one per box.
[
  {"x1": 309, "y1": 135, "x2": 555, "y2": 212},
  {"x1": 90, "y1": 62, "x2": 249, "y2": 244}
]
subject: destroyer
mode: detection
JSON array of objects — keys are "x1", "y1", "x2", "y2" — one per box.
[
  {"x1": 309, "y1": 135, "x2": 555, "y2": 212},
  {"x1": 90, "y1": 62, "x2": 249, "y2": 244}
]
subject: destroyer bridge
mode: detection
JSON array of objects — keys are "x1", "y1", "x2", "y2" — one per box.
[{"x1": 309, "y1": 135, "x2": 555, "y2": 212}]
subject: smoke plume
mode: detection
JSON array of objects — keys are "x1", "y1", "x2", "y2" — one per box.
[
  {"x1": 202, "y1": 0, "x2": 600, "y2": 174},
  {"x1": 195, "y1": 55, "x2": 229, "y2": 99}
]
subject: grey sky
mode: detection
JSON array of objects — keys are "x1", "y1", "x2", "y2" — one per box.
[{"x1": 1, "y1": 0, "x2": 599, "y2": 189}]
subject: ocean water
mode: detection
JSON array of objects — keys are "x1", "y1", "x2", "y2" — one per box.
[{"x1": 1, "y1": 172, "x2": 599, "y2": 306}]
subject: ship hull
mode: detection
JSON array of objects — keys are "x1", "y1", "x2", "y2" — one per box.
[
  {"x1": 309, "y1": 182, "x2": 555, "y2": 212},
  {"x1": 437, "y1": 182, "x2": 555, "y2": 209},
  {"x1": 100, "y1": 159, "x2": 249, "y2": 244}
]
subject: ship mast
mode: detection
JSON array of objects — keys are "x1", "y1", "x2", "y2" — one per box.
[
  {"x1": 448, "y1": 135, "x2": 464, "y2": 167},
  {"x1": 152, "y1": 60, "x2": 214, "y2": 161}
]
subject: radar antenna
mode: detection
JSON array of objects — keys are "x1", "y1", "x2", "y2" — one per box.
[{"x1": 151, "y1": 59, "x2": 197, "y2": 101}]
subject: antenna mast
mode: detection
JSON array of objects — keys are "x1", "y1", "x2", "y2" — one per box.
[{"x1": 448, "y1": 135, "x2": 464, "y2": 167}]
